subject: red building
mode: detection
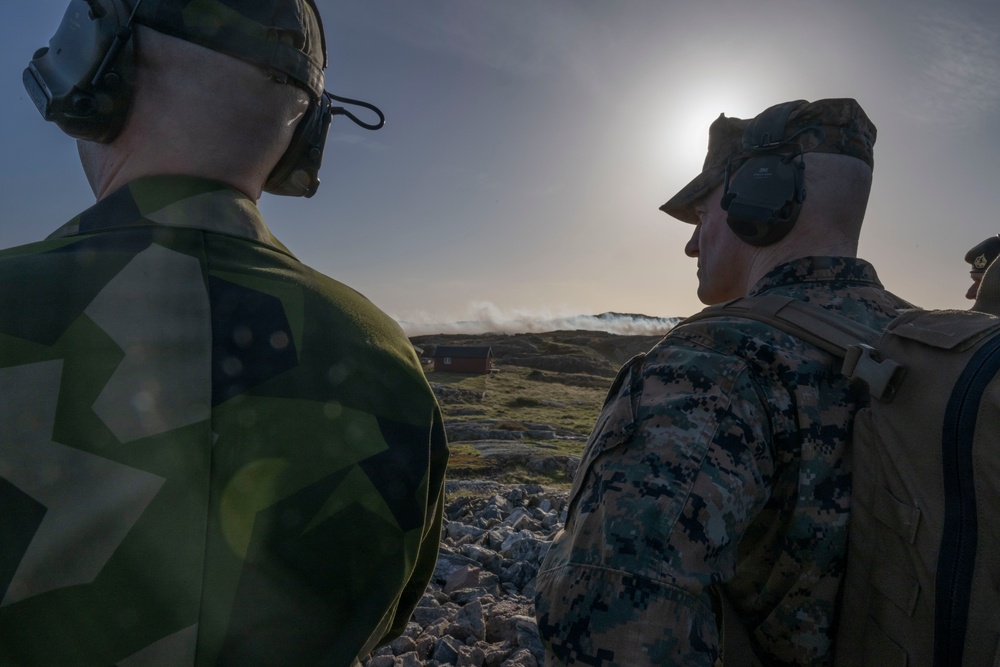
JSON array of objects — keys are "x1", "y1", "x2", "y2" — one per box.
[{"x1": 432, "y1": 346, "x2": 494, "y2": 374}]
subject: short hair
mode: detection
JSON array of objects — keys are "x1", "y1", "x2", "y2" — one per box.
[
  {"x1": 800, "y1": 153, "x2": 873, "y2": 240},
  {"x1": 128, "y1": 26, "x2": 311, "y2": 174}
]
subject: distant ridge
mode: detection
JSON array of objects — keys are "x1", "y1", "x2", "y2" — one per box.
[{"x1": 399, "y1": 310, "x2": 680, "y2": 336}]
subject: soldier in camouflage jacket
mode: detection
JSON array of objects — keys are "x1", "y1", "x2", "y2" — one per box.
[
  {"x1": 535, "y1": 99, "x2": 910, "y2": 666},
  {"x1": 2, "y1": 2, "x2": 447, "y2": 665}
]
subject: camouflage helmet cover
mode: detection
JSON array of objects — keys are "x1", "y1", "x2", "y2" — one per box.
[
  {"x1": 660, "y1": 98, "x2": 877, "y2": 224},
  {"x1": 134, "y1": 0, "x2": 326, "y2": 98}
]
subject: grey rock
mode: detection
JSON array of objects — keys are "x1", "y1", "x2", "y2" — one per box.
[
  {"x1": 507, "y1": 487, "x2": 527, "y2": 505},
  {"x1": 445, "y1": 496, "x2": 472, "y2": 520},
  {"x1": 479, "y1": 504, "x2": 504, "y2": 522},
  {"x1": 435, "y1": 551, "x2": 482, "y2": 582},
  {"x1": 500, "y1": 582, "x2": 520, "y2": 596},
  {"x1": 506, "y1": 507, "x2": 531, "y2": 525},
  {"x1": 500, "y1": 531, "x2": 540, "y2": 562},
  {"x1": 485, "y1": 528, "x2": 511, "y2": 551},
  {"x1": 483, "y1": 643, "x2": 515, "y2": 667},
  {"x1": 511, "y1": 615, "x2": 545, "y2": 662},
  {"x1": 449, "y1": 587, "x2": 495, "y2": 606},
  {"x1": 457, "y1": 645, "x2": 487, "y2": 667},
  {"x1": 450, "y1": 598, "x2": 486, "y2": 642},
  {"x1": 418, "y1": 592, "x2": 440, "y2": 608},
  {"x1": 444, "y1": 563, "x2": 483, "y2": 594},
  {"x1": 389, "y1": 634, "x2": 417, "y2": 656},
  {"x1": 411, "y1": 605, "x2": 451, "y2": 626},
  {"x1": 415, "y1": 634, "x2": 437, "y2": 658},
  {"x1": 421, "y1": 616, "x2": 452, "y2": 639},
  {"x1": 501, "y1": 648, "x2": 538, "y2": 667},
  {"x1": 460, "y1": 544, "x2": 503, "y2": 574},
  {"x1": 398, "y1": 652, "x2": 424, "y2": 667},
  {"x1": 432, "y1": 636, "x2": 464, "y2": 664},
  {"x1": 485, "y1": 601, "x2": 530, "y2": 643},
  {"x1": 445, "y1": 586, "x2": 483, "y2": 606},
  {"x1": 509, "y1": 513, "x2": 541, "y2": 533},
  {"x1": 447, "y1": 521, "x2": 487, "y2": 543},
  {"x1": 502, "y1": 561, "x2": 536, "y2": 591}
]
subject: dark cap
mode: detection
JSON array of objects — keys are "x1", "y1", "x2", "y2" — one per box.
[
  {"x1": 660, "y1": 98, "x2": 877, "y2": 224},
  {"x1": 134, "y1": 0, "x2": 326, "y2": 98},
  {"x1": 658, "y1": 113, "x2": 749, "y2": 224},
  {"x1": 965, "y1": 235, "x2": 1000, "y2": 273}
]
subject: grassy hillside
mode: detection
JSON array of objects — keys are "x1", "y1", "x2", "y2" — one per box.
[{"x1": 413, "y1": 330, "x2": 667, "y2": 487}]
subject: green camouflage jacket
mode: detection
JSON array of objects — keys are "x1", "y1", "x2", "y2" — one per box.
[
  {"x1": 0, "y1": 175, "x2": 448, "y2": 666},
  {"x1": 535, "y1": 257, "x2": 907, "y2": 666}
]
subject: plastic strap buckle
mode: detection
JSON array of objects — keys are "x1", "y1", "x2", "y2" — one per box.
[{"x1": 842, "y1": 344, "x2": 906, "y2": 401}]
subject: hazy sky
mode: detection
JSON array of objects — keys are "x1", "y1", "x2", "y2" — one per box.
[{"x1": 3, "y1": 1, "x2": 999, "y2": 333}]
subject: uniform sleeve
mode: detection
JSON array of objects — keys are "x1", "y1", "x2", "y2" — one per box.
[
  {"x1": 535, "y1": 346, "x2": 773, "y2": 666},
  {"x1": 375, "y1": 405, "x2": 450, "y2": 645}
]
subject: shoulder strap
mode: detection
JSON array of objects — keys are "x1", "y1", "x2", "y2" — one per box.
[
  {"x1": 675, "y1": 294, "x2": 905, "y2": 400},
  {"x1": 680, "y1": 294, "x2": 879, "y2": 356}
]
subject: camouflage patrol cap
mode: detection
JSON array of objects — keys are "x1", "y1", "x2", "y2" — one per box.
[
  {"x1": 657, "y1": 113, "x2": 749, "y2": 224},
  {"x1": 965, "y1": 235, "x2": 1000, "y2": 273},
  {"x1": 660, "y1": 98, "x2": 877, "y2": 224},
  {"x1": 134, "y1": 0, "x2": 326, "y2": 98}
]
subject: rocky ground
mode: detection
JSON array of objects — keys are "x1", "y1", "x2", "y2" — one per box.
[
  {"x1": 360, "y1": 330, "x2": 666, "y2": 666},
  {"x1": 361, "y1": 481, "x2": 569, "y2": 667}
]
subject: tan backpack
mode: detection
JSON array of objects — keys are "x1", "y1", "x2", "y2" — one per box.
[{"x1": 685, "y1": 266, "x2": 1000, "y2": 667}]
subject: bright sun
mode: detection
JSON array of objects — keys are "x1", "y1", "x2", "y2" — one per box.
[{"x1": 650, "y1": 89, "x2": 763, "y2": 188}]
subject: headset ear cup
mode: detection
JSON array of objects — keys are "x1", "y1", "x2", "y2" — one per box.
[
  {"x1": 22, "y1": 0, "x2": 136, "y2": 143},
  {"x1": 726, "y1": 208, "x2": 798, "y2": 246},
  {"x1": 721, "y1": 154, "x2": 804, "y2": 246},
  {"x1": 264, "y1": 97, "x2": 332, "y2": 198}
]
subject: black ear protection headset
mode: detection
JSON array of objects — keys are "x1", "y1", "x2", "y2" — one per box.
[
  {"x1": 23, "y1": 0, "x2": 139, "y2": 144},
  {"x1": 264, "y1": 89, "x2": 384, "y2": 198},
  {"x1": 720, "y1": 100, "x2": 808, "y2": 246},
  {"x1": 23, "y1": 0, "x2": 384, "y2": 198}
]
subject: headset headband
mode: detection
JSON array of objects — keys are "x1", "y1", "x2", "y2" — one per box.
[{"x1": 743, "y1": 100, "x2": 804, "y2": 150}]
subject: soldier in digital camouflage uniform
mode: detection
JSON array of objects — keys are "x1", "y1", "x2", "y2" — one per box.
[
  {"x1": 964, "y1": 235, "x2": 1000, "y2": 300},
  {"x1": 534, "y1": 99, "x2": 911, "y2": 666},
  {"x1": 1, "y1": 1, "x2": 447, "y2": 665}
]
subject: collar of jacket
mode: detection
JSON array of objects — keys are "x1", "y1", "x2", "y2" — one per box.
[
  {"x1": 750, "y1": 256, "x2": 884, "y2": 295},
  {"x1": 47, "y1": 175, "x2": 294, "y2": 256}
]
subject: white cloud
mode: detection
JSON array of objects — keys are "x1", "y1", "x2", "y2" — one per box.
[{"x1": 396, "y1": 301, "x2": 677, "y2": 336}]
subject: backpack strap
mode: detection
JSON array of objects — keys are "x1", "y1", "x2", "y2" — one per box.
[{"x1": 676, "y1": 294, "x2": 905, "y2": 400}]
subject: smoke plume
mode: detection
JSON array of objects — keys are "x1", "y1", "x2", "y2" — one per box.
[{"x1": 397, "y1": 302, "x2": 678, "y2": 336}]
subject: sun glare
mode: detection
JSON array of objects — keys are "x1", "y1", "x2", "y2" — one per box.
[{"x1": 651, "y1": 91, "x2": 761, "y2": 190}]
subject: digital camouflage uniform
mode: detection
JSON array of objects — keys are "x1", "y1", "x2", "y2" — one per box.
[
  {"x1": 535, "y1": 256, "x2": 908, "y2": 666},
  {"x1": 0, "y1": 175, "x2": 448, "y2": 666}
]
